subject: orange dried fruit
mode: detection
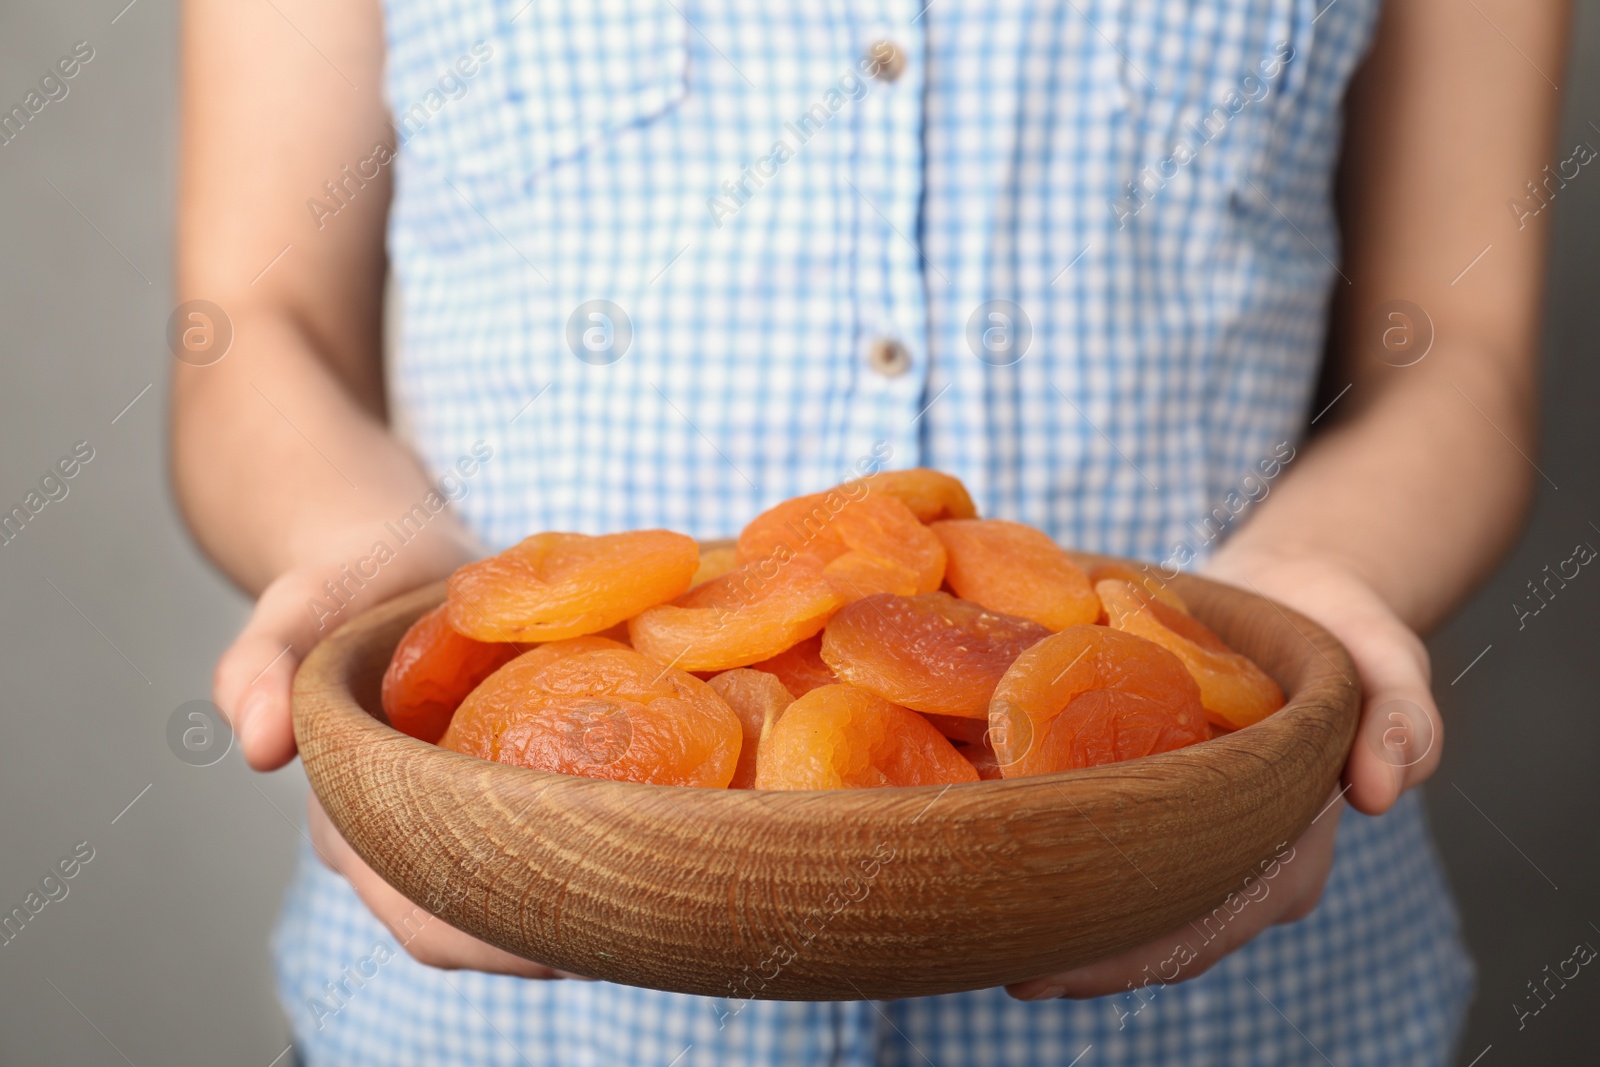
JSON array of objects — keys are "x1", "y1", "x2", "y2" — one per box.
[
  {"x1": 734, "y1": 488, "x2": 856, "y2": 564},
  {"x1": 748, "y1": 633, "x2": 838, "y2": 696},
  {"x1": 629, "y1": 555, "x2": 843, "y2": 672},
  {"x1": 447, "y1": 530, "x2": 698, "y2": 642},
  {"x1": 820, "y1": 592, "x2": 1049, "y2": 717},
  {"x1": 931, "y1": 518, "x2": 1099, "y2": 630},
  {"x1": 1095, "y1": 578, "x2": 1284, "y2": 729},
  {"x1": 497, "y1": 634, "x2": 629, "y2": 674},
  {"x1": 734, "y1": 469, "x2": 973, "y2": 571},
  {"x1": 440, "y1": 646, "x2": 741, "y2": 787},
  {"x1": 737, "y1": 492, "x2": 945, "y2": 604},
  {"x1": 707, "y1": 668, "x2": 794, "y2": 789},
  {"x1": 861, "y1": 468, "x2": 977, "y2": 523},
  {"x1": 819, "y1": 550, "x2": 922, "y2": 602},
  {"x1": 1087, "y1": 562, "x2": 1189, "y2": 613},
  {"x1": 831, "y1": 493, "x2": 945, "y2": 565},
  {"x1": 989, "y1": 625, "x2": 1207, "y2": 776},
  {"x1": 755, "y1": 684, "x2": 979, "y2": 790},
  {"x1": 380, "y1": 604, "x2": 521, "y2": 743},
  {"x1": 822, "y1": 496, "x2": 946, "y2": 601}
]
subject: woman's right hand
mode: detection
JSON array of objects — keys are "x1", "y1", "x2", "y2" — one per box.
[
  {"x1": 213, "y1": 520, "x2": 581, "y2": 977},
  {"x1": 211, "y1": 520, "x2": 473, "y2": 771}
]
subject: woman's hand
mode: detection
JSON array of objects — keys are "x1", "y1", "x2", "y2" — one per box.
[
  {"x1": 211, "y1": 520, "x2": 476, "y2": 770},
  {"x1": 1207, "y1": 547, "x2": 1441, "y2": 813},
  {"x1": 1007, "y1": 547, "x2": 1440, "y2": 1000},
  {"x1": 214, "y1": 517, "x2": 580, "y2": 977}
]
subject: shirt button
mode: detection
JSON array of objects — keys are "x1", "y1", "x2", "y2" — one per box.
[
  {"x1": 867, "y1": 40, "x2": 907, "y2": 83},
  {"x1": 866, "y1": 338, "x2": 912, "y2": 377}
]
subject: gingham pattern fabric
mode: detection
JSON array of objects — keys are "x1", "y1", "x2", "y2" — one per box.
[
  {"x1": 277, "y1": 796, "x2": 1472, "y2": 1065},
  {"x1": 276, "y1": 0, "x2": 1478, "y2": 1062}
]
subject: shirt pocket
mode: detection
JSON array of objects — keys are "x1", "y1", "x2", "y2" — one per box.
[
  {"x1": 1104, "y1": 0, "x2": 1317, "y2": 220},
  {"x1": 498, "y1": 0, "x2": 689, "y2": 179}
]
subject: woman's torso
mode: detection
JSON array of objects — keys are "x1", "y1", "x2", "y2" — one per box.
[{"x1": 384, "y1": 0, "x2": 1359, "y2": 558}]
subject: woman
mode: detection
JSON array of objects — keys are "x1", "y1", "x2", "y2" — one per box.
[{"x1": 173, "y1": 0, "x2": 1567, "y2": 1062}]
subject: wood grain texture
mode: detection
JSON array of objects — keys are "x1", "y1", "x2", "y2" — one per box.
[{"x1": 292, "y1": 553, "x2": 1359, "y2": 1000}]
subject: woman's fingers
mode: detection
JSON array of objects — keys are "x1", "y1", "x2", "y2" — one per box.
[
  {"x1": 306, "y1": 795, "x2": 582, "y2": 979},
  {"x1": 218, "y1": 634, "x2": 301, "y2": 770},
  {"x1": 1011, "y1": 551, "x2": 1439, "y2": 1005},
  {"x1": 1326, "y1": 598, "x2": 1441, "y2": 815},
  {"x1": 215, "y1": 525, "x2": 477, "y2": 771},
  {"x1": 212, "y1": 572, "x2": 328, "y2": 771},
  {"x1": 1007, "y1": 791, "x2": 1343, "y2": 1001},
  {"x1": 1204, "y1": 553, "x2": 1442, "y2": 817}
]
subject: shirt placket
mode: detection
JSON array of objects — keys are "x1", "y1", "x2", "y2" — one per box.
[{"x1": 841, "y1": 2, "x2": 930, "y2": 475}]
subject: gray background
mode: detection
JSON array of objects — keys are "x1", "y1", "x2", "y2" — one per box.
[{"x1": 0, "y1": 1, "x2": 1595, "y2": 1064}]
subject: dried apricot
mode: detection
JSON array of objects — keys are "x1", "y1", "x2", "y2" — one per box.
[
  {"x1": 380, "y1": 604, "x2": 521, "y2": 743},
  {"x1": 496, "y1": 634, "x2": 629, "y2": 673},
  {"x1": 737, "y1": 492, "x2": 945, "y2": 603},
  {"x1": 861, "y1": 468, "x2": 977, "y2": 523},
  {"x1": 1095, "y1": 579, "x2": 1284, "y2": 729},
  {"x1": 707, "y1": 668, "x2": 794, "y2": 789},
  {"x1": 823, "y1": 496, "x2": 946, "y2": 601},
  {"x1": 931, "y1": 518, "x2": 1099, "y2": 630},
  {"x1": 748, "y1": 634, "x2": 838, "y2": 696},
  {"x1": 629, "y1": 555, "x2": 843, "y2": 672},
  {"x1": 755, "y1": 684, "x2": 979, "y2": 790},
  {"x1": 434, "y1": 635, "x2": 627, "y2": 756},
  {"x1": 735, "y1": 489, "x2": 856, "y2": 565},
  {"x1": 440, "y1": 646, "x2": 741, "y2": 787},
  {"x1": 1086, "y1": 562, "x2": 1189, "y2": 614},
  {"x1": 447, "y1": 531, "x2": 698, "y2": 642},
  {"x1": 989, "y1": 625, "x2": 1206, "y2": 776},
  {"x1": 820, "y1": 592, "x2": 1049, "y2": 717}
]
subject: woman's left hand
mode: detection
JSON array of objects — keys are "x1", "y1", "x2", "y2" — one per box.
[{"x1": 1007, "y1": 548, "x2": 1441, "y2": 1000}]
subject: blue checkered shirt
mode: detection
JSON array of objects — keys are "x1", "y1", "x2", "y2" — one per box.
[{"x1": 275, "y1": 0, "x2": 1476, "y2": 1062}]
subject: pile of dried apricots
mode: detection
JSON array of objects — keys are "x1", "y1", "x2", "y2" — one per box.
[{"x1": 380, "y1": 469, "x2": 1284, "y2": 790}]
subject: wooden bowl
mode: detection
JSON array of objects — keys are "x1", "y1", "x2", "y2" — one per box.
[{"x1": 293, "y1": 554, "x2": 1358, "y2": 1001}]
